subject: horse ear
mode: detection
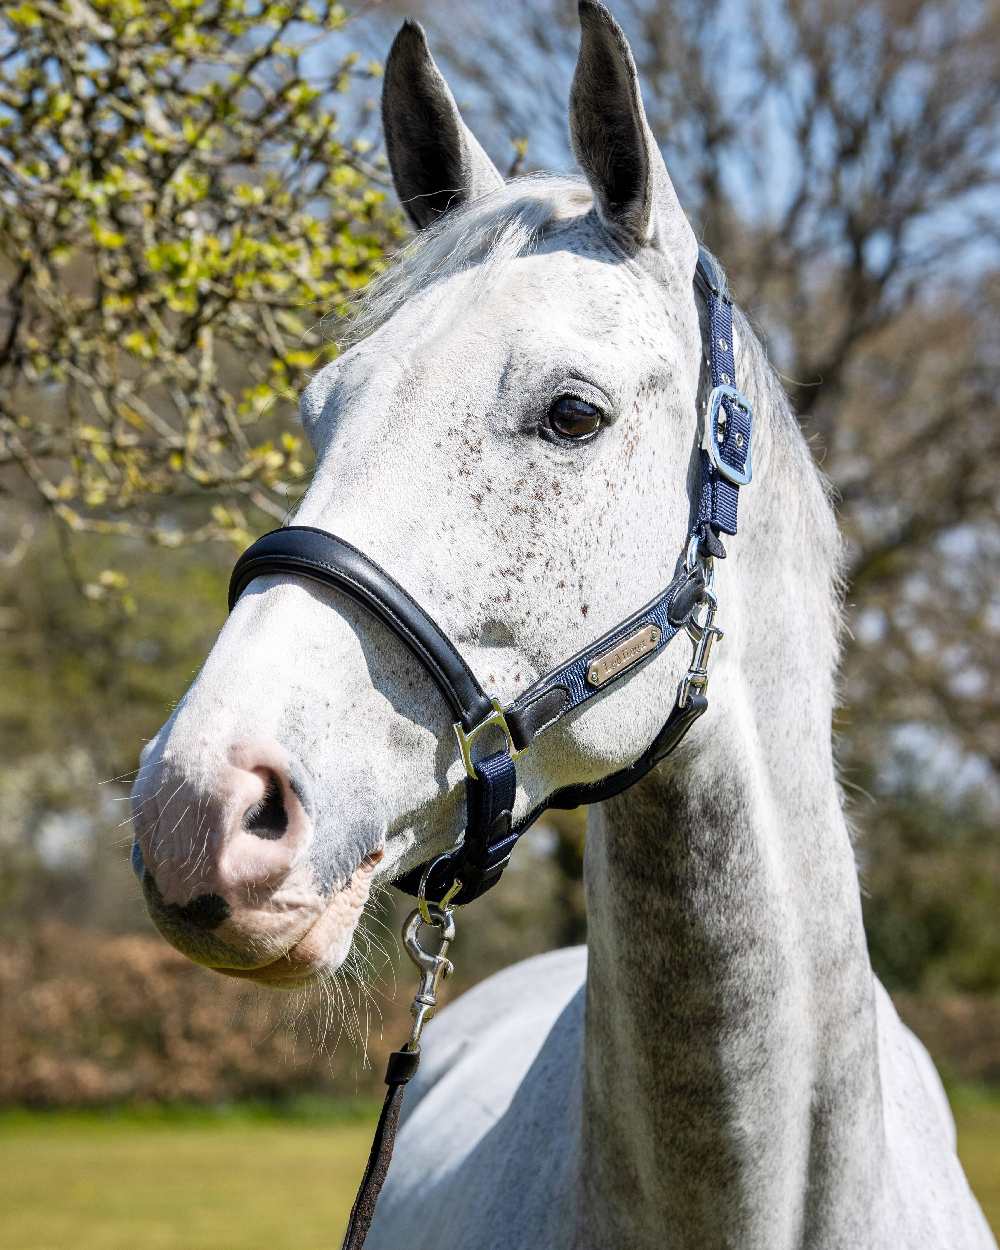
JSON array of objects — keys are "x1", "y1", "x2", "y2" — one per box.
[
  {"x1": 570, "y1": 2, "x2": 693, "y2": 256},
  {"x1": 382, "y1": 21, "x2": 504, "y2": 231}
]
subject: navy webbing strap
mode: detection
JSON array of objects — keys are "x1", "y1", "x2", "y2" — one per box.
[
  {"x1": 504, "y1": 564, "x2": 705, "y2": 752},
  {"x1": 693, "y1": 248, "x2": 753, "y2": 554},
  {"x1": 401, "y1": 748, "x2": 517, "y2": 904}
]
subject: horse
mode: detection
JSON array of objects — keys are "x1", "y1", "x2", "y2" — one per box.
[{"x1": 129, "y1": 4, "x2": 995, "y2": 1247}]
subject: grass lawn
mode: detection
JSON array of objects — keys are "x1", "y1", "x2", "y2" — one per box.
[
  {"x1": 0, "y1": 1104, "x2": 379, "y2": 1250},
  {"x1": 952, "y1": 1086, "x2": 1000, "y2": 1237},
  {"x1": 0, "y1": 1092, "x2": 997, "y2": 1249}
]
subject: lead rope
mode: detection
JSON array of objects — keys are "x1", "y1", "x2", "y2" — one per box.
[{"x1": 340, "y1": 903, "x2": 456, "y2": 1250}]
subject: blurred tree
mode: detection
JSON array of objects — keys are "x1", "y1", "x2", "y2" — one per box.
[
  {"x1": 860, "y1": 762, "x2": 1000, "y2": 995},
  {"x1": 397, "y1": 0, "x2": 1000, "y2": 959},
  {"x1": 0, "y1": 0, "x2": 401, "y2": 937},
  {"x1": 0, "y1": 524, "x2": 230, "y2": 933},
  {"x1": 0, "y1": 0, "x2": 402, "y2": 564}
]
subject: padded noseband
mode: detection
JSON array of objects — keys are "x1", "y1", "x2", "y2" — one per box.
[{"x1": 229, "y1": 527, "x2": 494, "y2": 733}]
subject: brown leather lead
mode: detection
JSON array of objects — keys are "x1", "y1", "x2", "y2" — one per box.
[{"x1": 341, "y1": 1048, "x2": 421, "y2": 1250}]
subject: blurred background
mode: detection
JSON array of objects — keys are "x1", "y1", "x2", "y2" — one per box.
[{"x1": 1, "y1": 0, "x2": 997, "y2": 1246}]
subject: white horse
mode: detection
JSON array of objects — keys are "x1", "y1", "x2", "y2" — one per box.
[{"x1": 130, "y1": 4, "x2": 995, "y2": 1247}]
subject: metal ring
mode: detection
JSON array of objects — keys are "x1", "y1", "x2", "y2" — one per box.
[
  {"x1": 404, "y1": 902, "x2": 456, "y2": 952},
  {"x1": 417, "y1": 852, "x2": 464, "y2": 924},
  {"x1": 685, "y1": 533, "x2": 716, "y2": 593}
]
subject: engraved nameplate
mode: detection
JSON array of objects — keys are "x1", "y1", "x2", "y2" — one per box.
[{"x1": 586, "y1": 624, "x2": 661, "y2": 688}]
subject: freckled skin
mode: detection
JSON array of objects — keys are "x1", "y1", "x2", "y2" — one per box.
[{"x1": 132, "y1": 7, "x2": 994, "y2": 1249}]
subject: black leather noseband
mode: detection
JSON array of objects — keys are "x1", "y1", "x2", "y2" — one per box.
[
  {"x1": 227, "y1": 250, "x2": 753, "y2": 906},
  {"x1": 228, "y1": 527, "x2": 494, "y2": 733}
]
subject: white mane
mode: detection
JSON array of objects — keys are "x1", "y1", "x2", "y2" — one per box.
[{"x1": 340, "y1": 174, "x2": 593, "y2": 345}]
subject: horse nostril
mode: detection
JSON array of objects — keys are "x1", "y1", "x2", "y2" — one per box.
[
  {"x1": 242, "y1": 771, "x2": 288, "y2": 840},
  {"x1": 175, "y1": 893, "x2": 230, "y2": 930}
]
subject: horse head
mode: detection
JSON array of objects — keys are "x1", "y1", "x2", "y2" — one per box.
[{"x1": 131, "y1": 3, "x2": 742, "y2": 986}]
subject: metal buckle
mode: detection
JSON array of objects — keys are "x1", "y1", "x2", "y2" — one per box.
[
  {"x1": 705, "y1": 385, "x2": 753, "y2": 487},
  {"x1": 453, "y1": 698, "x2": 520, "y2": 779}
]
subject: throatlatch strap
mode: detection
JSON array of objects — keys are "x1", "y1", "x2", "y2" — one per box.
[{"x1": 340, "y1": 1048, "x2": 420, "y2": 1250}]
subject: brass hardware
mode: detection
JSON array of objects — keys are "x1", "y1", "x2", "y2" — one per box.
[
  {"x1": 453, "y1": 699, "x2": 520, "y2": 779},
  {"x1": 586, "y1": 624, "x2": 661, "y2": 687}
]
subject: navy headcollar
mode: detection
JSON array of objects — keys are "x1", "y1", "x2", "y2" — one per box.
[{"x1": 228, "y1": 252, "x2": 753, "y2": 906}]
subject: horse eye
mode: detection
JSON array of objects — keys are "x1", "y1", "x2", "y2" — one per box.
[{"x1": 547, "y1": 395, "x2": 602, "y2": 441}]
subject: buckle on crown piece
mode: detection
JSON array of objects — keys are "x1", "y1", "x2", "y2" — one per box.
[{"x1": 705, "y1": 384, "x2": 753, "y2": 487}]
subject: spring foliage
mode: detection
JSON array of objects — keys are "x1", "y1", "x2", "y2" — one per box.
[{"x1": 0, "y1": 0, "x2": 402, "y2": 558}]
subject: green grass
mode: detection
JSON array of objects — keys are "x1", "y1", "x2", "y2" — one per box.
[
  {"x1": 951, "y1": 1085, "x2": 1000, "y2": 1236},
  {"x1": 0, "y1": 1092, "x2": 997, "y2": 1249},
  {"x1": 0, "y1": 1103, "x2": 379, "y2": 1250}
]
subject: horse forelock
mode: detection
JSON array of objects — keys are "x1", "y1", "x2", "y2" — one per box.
[{"x1": 339, "y1": 174, "x2": 594, "y2": 346}]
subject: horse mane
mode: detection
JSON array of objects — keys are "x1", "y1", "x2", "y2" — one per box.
[{"x1": 340, "y1": 174, "x2": 591, "y2": 345}]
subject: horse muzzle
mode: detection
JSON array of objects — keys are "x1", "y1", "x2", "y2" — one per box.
[{"x1": 131, "y1": 737, "x2": 381, "y2": 983}]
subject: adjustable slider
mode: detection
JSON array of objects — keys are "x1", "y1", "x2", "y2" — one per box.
[{"x1": 454, "y1": 699, "x2": 522, "y2": 779}]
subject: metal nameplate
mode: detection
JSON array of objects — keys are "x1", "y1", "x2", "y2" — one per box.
[{"x1": 586, "y1": 624, "x2": 661, "y2": 688}]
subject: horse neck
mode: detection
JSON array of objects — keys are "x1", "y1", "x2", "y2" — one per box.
[{"x1": 578, "y1": 374, "x2": 887, "y2": 1248}]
